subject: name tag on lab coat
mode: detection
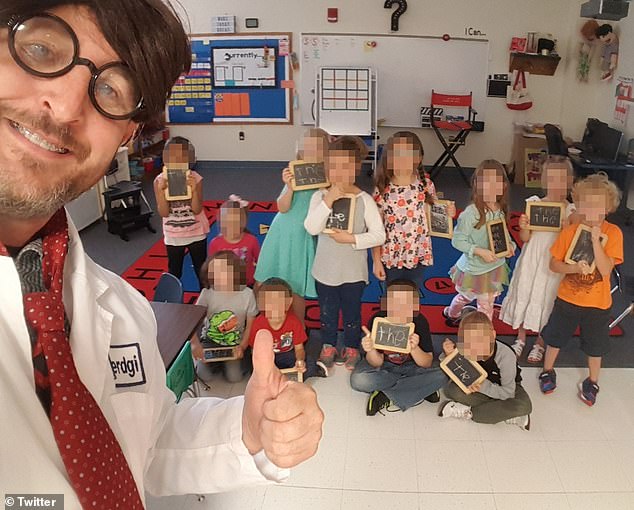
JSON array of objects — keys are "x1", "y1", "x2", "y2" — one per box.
[{"x1": 109, "y1": 343, "x2": 147, "y2": 388}]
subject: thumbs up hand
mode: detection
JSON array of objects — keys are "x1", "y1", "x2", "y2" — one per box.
[{"x1": 242, "y1": 330, "x2": 324, "y2": 468}]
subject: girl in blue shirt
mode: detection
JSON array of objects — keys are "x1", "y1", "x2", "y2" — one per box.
[{"x1": 444, "y1": 160, "x2": 515, "y2": 322}]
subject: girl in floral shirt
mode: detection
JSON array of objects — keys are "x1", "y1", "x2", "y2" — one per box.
[{"x1": 372, "y1": 131, "x2": 455, "y2": 296}]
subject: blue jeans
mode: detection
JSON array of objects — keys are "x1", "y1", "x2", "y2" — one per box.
[
  {"x1": 350, "y1": 358, "x2": 448, "y2": 410},
  {"x1": 316, "y1": 280, "x2": 366, "y2": 349},
  {"x1": 275, "y1": 349, "x2": 320, "y2": 379},
  {"x1": 383, "y1": 264, "x2": 426, "y2": 300}
]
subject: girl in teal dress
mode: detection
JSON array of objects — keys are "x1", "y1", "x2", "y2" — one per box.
[{"x1": 255, "y1": 129, "x2": 330, "y2": 325}]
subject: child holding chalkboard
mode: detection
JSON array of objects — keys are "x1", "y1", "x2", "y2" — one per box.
[
  {"x1": 500, "y1": 157, "x2": 576, "y2": 363},
  {"x1": 350, "y1": 280, "x2": 448, "y2": 415},
  {"x1": 208, "y1": 195, "x2": 260, "y2": 287},
  {"x1": 444, "y1": 160, "x2": 515, "y2": 323},
  {"x1": 372, "y1": 132, "x2": 456, "y2": 294},
  {"x1": 305, "y1": 136, "x2": 386, "y2": 371},
  {"x1": 539, "y1": 173, "x2": 623, "y2": 406},
  {"x1": 192, "y1": 251, "x2": 258, "y2": 383},
  {"x1": 245, "y1": 278, "x2": 327, "y2": 379},
  {"x1": 255, "y1": 128, "x2": 330, "y2": 324},
  {"x1": 440, "y1": 311, "x2": 532, "y2": 429},
  {"x1": 153, "y1": 137, "x2": 209, "y2": 289}
]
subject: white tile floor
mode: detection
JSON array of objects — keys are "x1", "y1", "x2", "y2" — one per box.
[{"x1": 146, "y1": 366, "x2": 634, "y2": 510}]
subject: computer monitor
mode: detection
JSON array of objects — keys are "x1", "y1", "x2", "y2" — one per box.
[
  {"x1": 595, "y1": 124, "x2": 623, "y2": 161},
  {"x1": 581, "y1": 118, "x2": 606, "y2": 153}
]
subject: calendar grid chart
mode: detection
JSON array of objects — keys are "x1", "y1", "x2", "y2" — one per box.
[{"x1": 315, "y1": 66, "x2": 378, "y2": 171}]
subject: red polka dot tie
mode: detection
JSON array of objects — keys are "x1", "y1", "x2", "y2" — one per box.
[{"x1": 14, "y1": 211, "x2": 144, "y2": 509}]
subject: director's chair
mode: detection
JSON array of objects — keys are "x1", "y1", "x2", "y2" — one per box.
[{"x1": 429, "y1": 90, "x2": 477, "y2": 186}]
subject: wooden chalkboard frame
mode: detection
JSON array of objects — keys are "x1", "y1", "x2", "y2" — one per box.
[
  {"x1": 202, "y1": 345, "x2": 239, "y2": 362},
  {"x1": 289, "y1": 160, "x2": 330, "y2": 191},
  {"x1": 486, "y1": 219, "x2": 512, "y2": 258},
  {"x1": 440, "y1": 348, "x2": 488, "y2": 393},
  {"x1": 526, "y1": 201, "x2": 565, "y2": 232},
  {"x1": 426, "y1": 200, "x2": 454, "y2": 239},
  {"x1": 564, "y1": 224, "x2": 608, "y2": 274},
  {"x1": 323, "y1": 193, "x2": 356, "y2": 234},
  {"x1": 370, "y1": 317, "x2": 415, "y2": 354},
  {"x1": 280, "y1": 367, "x2": 304, "y2": 383},
  {"x1": 163, "y1": 167, "x2": 192, "y2": 201}
]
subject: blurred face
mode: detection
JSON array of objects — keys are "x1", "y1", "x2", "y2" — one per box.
[
  {"x1": 543, "y1": 165, "x2": 569, "y2": 200},
  {"x1": 260, "y1": 289, "x2": 292, "y2": 323},
  {"x1": 327, "y1": 150, "x2": 356, "y2": 185},
  {"x1": 209, "y1": 258, "x2": 235, "y2": 292},
  {"x1": 385, "y1": 286, "x2": 418, "y2": 322},
  {"x1": 302, "y1": 135, "x2": 327, "y2": 163},
  {"x1": 164, "y1": 143, "x2": 192, "y2": 169},
  {"x1": 390, "y1": 138, "x2": 420, "y2": 178},
  {"x1": 576, "y1": 188, "x2": 608, "y2": 224},
  {"x1": 477, "y1": 168, "x2": 505, "y2": 204},
  {"x1": 462, "y1": 323, "x2": 495, "y2": 361},
  {"x1": 0, "y1": 5, "x2": 136, "y2": 219},
  {"x1": 220, "y1": 207, "x2": 243, "y2": 238}
]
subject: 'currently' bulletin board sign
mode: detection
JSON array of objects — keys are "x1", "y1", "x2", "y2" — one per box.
[{"x1": 167, "y1": 33, "x2": 292, "y2": 125}]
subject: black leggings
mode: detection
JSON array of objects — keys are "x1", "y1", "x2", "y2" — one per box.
[{"x1": 166, "y1": 239, "x2": 207, "y2": 290}]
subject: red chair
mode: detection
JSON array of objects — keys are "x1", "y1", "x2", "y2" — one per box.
[{"x1": 429, "y1": 90, "x2": 477, "y2": 186}]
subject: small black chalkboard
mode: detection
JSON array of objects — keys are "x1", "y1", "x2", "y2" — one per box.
[
  {"x1": 202, "y1": 344, "x2": 238, "y2": 362},
  {"x1": 487, "y1": 219, "x2": 512, "y2": 258},
  {"x1": 440, "y1": 348, "x2": 488, "y2": 393},
  {"x1": 281, "y1": 367, "x2": 304, "y2": 382},
  {"x1": 426, "y1": 200, "x2": 454, "y2": 238},
  {"x1": 324, "y1": 194, "x2": 356, "y2": 234},
  {"x1": 564, "y1": 224, "x2": 608, "y2": 273},
  {"x1": 163, "y1": 167, "x2": 192, "y2": 201},
  {"x1": 290, "y1": 160, "x2": 329, "y2": 190},
  {"x1": 371, "y1": 318, "x2": 414, "y2": 354},
  {"x1": 526, "y1": 201, "x2": 564, "y2": 232}
]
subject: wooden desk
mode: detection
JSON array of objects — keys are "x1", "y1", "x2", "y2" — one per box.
[{"x1": 150, "y1": 301, "x2": 207, "y2": 368}]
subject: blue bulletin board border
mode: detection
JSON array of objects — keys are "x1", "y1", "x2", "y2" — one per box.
[{"x1": 167, "y1": 33, "x2": 292, "y2": 125}]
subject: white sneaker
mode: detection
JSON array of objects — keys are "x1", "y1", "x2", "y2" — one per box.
[
  {"x1": 511, "y1": 338, "x2": 525, "y2": 358},
  {"x1": 439, "y1": 401, "x2": 472, "y2": 420},
  {"x1": 504, "y1": 414, "x2": 531, "y2": 431}
]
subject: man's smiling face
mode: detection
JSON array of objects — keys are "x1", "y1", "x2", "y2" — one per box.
[{"x1": 0, "y1": 5, "x2": 135, "y2": 219}]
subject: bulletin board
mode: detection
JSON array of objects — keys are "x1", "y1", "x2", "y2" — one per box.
[{"x1": 167, "y1": 33, "x2": 293, "y2": 125}]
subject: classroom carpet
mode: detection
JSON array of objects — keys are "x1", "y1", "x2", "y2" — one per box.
[{"x1": 121, "y1": 200, "x2": 624, "y2": 339}]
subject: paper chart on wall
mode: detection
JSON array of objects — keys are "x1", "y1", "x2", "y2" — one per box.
[{"x1": 614, "y1": 76, "x2": 633, "y2": 126}]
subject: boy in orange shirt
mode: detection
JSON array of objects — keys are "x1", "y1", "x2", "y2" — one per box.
[{"x1": 539, "y1": 173, "x2": 623, "y2": 406}]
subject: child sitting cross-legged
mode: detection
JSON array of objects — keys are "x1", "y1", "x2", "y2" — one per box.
[
  {"x1": 350, "y1": 279, "x2": 448, "y2": 416},
  {"x1": 439, "y1": 311, "x2": 532, "y2": 430},
  {"x1": 245, "y1": 278, "x2": 328, "y2": 379}
]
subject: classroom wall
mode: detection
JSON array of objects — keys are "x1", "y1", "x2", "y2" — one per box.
[
  {"x1": 560, "y1": 1, "x2": 634, "y2": 144},
  {"x1": 170, "y1": 0, "x2": 628, "y2": 166}
]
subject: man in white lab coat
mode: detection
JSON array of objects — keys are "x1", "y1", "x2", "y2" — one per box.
[{"x1": 0, "y1": 1, "x2": 324, "y2": 508}]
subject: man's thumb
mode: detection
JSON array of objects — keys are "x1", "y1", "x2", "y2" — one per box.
[{"x1": 251, "y1": 329, "x2": 278, "y2": 385}]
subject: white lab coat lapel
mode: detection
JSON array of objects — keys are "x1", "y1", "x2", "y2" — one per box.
[{"x1": 63, "y1": 216, "x2": 114, "y2": 404}]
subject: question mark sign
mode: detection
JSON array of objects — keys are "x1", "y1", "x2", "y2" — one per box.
[{"x1": 384, "y1": 0, "x2": 408, "y2": 32}]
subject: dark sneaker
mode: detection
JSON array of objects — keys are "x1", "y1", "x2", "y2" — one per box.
[
  {"x1": 343, "y1": 347, "x2": 361, "y2": 371},
  {"x1": 367, "y1": 390, "x2": 391, "y2": 416},
  {"x1": 424, "y1": 391, "x2": 441, "y2": 403},
  {"x1": 442, "y1": 307, "x2": 460, "y2": 327},
  {"x1": 314, "y1": 360, "x2": 329, "y2": 378},
  {"x1": 579, "y1": 377, "x2": 600, "y2": 407},
  {"x1": 460, "y1": 305, "x2": 478, "y2": 318},
  {"x1": 539, "y1": 369, "x2": 557, "y2": 394},
  {"x1": 319, "y1": 344, "x2": 338, "y2": 368}
]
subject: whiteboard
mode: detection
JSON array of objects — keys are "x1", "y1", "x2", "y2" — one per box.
[{"x1": 301, "y1": 33, "x2": 489, "y2": 128}]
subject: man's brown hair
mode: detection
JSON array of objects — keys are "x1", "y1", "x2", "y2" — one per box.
[{"x1": 1, "y1": 0, "x2": 191, "y2": 124}]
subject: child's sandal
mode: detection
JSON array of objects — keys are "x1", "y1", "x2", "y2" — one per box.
[
  {"x1": 527, "y1": 343, "x2": 545, "y2": 364},
  {"x1": 511, "y1": 338, "x2": 525, "y2": 358}
]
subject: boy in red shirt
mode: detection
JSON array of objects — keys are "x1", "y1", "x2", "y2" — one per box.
[
  {"x1": 246, "y1": 278, "x2": 327, "y2": 378},
  {"x1": 539, "y1": 173, "x2": 624, "y2": 406}
]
